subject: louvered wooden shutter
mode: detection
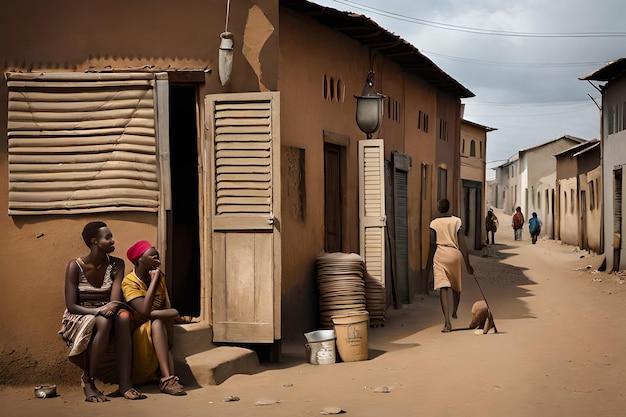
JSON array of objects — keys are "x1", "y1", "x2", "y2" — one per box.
[
  {"x1": 207, "y1": 91, "x2": 281, "y2": 343},
  {"x1": 359, "y1": 139, "x2": 386, "y2": 285},
  {"x1": 209, "y1": 92, "x2": 279, "y2": 231},
  {"x1": 6, "y1": 72, "x2": 159, "y2": 215},
  {"x1": 392, "y1": 151, "x2": 411, "y2": 301}
]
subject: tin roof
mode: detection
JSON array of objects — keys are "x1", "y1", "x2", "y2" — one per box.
[
  {"x1": 579, "y1": 58, "x2": 626, "y2": 82},
  {"x1": 554, "y1": 138, "x2": 599, "y2": 158},
  {"x1": 462, "y1": 119, "x2": 497, "y2": 132},
  {"x1": 280, "y1": 0, "x2": 474, "y2": 99}
]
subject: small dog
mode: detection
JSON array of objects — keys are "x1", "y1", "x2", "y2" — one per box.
[{"x1": 468, "y1": 300, "x2": 495, "y2": 334}]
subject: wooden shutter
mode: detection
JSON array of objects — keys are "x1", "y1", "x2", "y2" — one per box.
[
  {"x1": 392, "y1": 151, "x2": 411, "y2": 301},
  {"x1": 207, "y1": 92, "x2": 281, "y2": 343},
  {"x1": 359, "y1": 139, "x2": 386, "y2": 285},
  {"x1": 7, "y1": 72, "x2": 158, "y2": 215}
]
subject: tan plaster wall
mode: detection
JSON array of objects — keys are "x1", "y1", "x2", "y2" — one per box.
[
  {"x1": 278, "y1": 8, "x2": 367, "y2": 341},
  {"x1": 278, "y1": 7, "x2": 451, "y2": 338},
  {"x1": 403, "y1": 78, "x2": 437, "y2": 280},
  {"x1": 0, "y1": 0, "x2": 280, "y2": 384},
  {"x1": 585, "y1": 166, "x2": 602, "y2": 253}
]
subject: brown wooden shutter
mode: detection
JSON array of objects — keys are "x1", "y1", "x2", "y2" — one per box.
[
  {"x1": 207, "y1": 91, "x2": 281, "y2": 343},
  {"x1": 7, "y1": 72, "x2": 159, "y2": 215}
]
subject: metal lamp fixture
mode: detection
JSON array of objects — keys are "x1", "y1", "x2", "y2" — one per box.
[{"x1": 355, "y1": 70, "x2": 385, "y2": 138}]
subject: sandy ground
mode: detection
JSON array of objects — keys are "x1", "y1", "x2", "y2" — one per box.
[{"x1": 3, "y1": 208, "x2": 626, "y2": 416}]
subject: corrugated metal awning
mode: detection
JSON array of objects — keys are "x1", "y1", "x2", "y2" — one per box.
[
  {"x1": 7, "y1": 72, "x2": 160, "y2": 215},
  {"x1": 280, "y1": 0, "x2": 474, "y2": 99}
]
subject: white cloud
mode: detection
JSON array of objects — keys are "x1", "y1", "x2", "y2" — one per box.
[{"x1": 311, "y1": 0, "x2": 622, "y2": 169}]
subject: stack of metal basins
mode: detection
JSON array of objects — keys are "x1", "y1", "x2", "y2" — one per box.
[
  {"x1": 364, "y1": 271, "x2": 386, "y2": 326},
  {"x1": 316, "y1": 252, "x2": 367, "y2": 328}
]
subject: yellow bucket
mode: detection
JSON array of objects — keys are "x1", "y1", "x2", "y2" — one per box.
[{"x1": 331, "y1": 311, "x2": 369, "y2": 362}]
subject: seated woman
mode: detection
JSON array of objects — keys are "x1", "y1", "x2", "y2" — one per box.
[
  {"x1": 122, "y1": 240, "x2": 186, "y2": 396},
  {"x1": 59, "y1": 221, "x2": 145, "y2": 402}
]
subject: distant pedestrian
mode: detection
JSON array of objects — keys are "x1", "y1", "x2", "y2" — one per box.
[
  {"x1": 426, "y1": 199, "x2": 474, "y2": 333},
  {"x1": 529, "y1": 212, "x2": 542, "y2": 244},
  {"x1": 512, "y1": 207, "x2": 524, "y2": 241},
  {"x1": 485, "y1": 208, "x2": 499, "y2": 245}
]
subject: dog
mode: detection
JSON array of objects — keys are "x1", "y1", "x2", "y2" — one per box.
[{"x1": 468, "y1": 300, "x2": 495, "y2": 334}]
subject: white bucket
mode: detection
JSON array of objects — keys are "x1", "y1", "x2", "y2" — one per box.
[{"x1": 304, "y1": 330, "x2": 336, "y2": 365}]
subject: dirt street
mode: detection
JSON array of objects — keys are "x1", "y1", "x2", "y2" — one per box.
[{"x1": 2, "y1": 209, "x2": 626, "y2": 416}]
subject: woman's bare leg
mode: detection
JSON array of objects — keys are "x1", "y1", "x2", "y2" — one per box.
[
  {"x1": 114, "y1": 310, "x2": 134, "y2": 394},
  {"x1": 151, "y1": 319, "x2": 173, "y2": 378},
  {"x1": 439, "y1": 288, "x2": 452, "y2": 332},
  {"x1": 452, "y1": 290, "x2": 461, "y2": 319},
  {"x1": 82, "y1": 316, "x2": 112, "y2": 402}
]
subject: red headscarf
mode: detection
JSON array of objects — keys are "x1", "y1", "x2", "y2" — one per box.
[{"x1": 126, "y1": 240, "x2": 153, "y2": 264}]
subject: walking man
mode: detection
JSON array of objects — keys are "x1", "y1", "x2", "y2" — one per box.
[
  {"x1": 485, "y1": 208, "x2": 499, "y2": 245},
  {"x1": 512, "y1": 206, "x2": 524, "y2": 241},
  {"x1": 529, "y1": 212, "x2": 542, "y2": 244}
]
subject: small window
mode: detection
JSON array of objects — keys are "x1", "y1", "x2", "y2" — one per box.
[
  {"x1": 479, "y1": 141, "x2": 483, "y2": 158},
  {"x1": 571, "y1": 189, "x2": 575, "y2": 214},
  {"x1": 336, "y1": 79, "x2": 342, "y2": 102},
  {"x1": 438, "y1": 119, "x2": 448, "y2": 141},
  {"x1": 470, "y1": 140, "x2": 476, "y2": 157},
  {"x1": 462, "y1": 139, "x2": 466, "y2": 155},
  {"x1": 323, "y1": 75, "x2": 328, "y2": 100},
  {"x1": 564, "y1": 191, "x2": 568, "y2": 214},
  {"x1": 437, "y1": 167, "x2": 447, "y2": 201},
  {"x1": 590, "y1": 181, "x2": 595, "y2": 211}
]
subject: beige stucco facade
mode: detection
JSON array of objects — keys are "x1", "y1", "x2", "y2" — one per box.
[
  {"x1": 0, "y1": 0, "x2": 472, "y2": 384},
  {"x1": 460, "y1": 119, "x2": 495, "y2": 249}
]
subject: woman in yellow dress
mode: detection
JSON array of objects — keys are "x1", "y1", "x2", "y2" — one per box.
[
  {"x1": 426, "y1": 199, "x2": 474, "y2": 333},
  {"x1": 122, "y1": 240, "x2": 186, "y2": 396}
]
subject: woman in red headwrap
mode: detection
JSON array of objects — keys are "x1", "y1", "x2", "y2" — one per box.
[{"x1": 122, "y1": 241, "x2": 186, "y2": 396}]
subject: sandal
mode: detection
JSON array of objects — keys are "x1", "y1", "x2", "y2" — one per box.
[
  {"x1": 159, "y1": 375, "x2": 187, "y2": 396},
  {"x1": 123, "y1": 387, "x2": 147, "y2": 400}
]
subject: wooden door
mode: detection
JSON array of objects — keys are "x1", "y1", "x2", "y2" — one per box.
[
  {"x1": 206, "y1": 92, "x2": 281, "y2": 343},
  {"x1": 359, "y1": 139, "x2": 386, "y2": 285},
  {"x1": 324, "y1": 143, "x2": 343, "y2": 252}
]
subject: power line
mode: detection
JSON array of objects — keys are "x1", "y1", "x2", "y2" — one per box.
[
  {"x1": 422, "y1": 50, "x2": 608, "y2": 68},
  {"x1": 334, "y1": 0, "x2": 626, "y2": 38}
]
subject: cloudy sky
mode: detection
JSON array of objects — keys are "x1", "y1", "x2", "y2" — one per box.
[{"x1": 311, "y1": 0, "x2": 624, "y2": 177}]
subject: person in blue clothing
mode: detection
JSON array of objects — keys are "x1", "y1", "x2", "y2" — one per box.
[{"x1": 529, "y1": 212, "x2": 542, "y2": 244}]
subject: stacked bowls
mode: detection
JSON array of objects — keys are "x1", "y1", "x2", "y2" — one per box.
[
  {"x1": 316, "y1": 252, "x2": 367, "y2": 328},
  {"x1": 364, "y1": 271, "x2": 386, "y2": 326}
]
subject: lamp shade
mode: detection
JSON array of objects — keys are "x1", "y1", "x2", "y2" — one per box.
[{"x1": 354, "y1": 71, "x2": 384, "y2": 137}]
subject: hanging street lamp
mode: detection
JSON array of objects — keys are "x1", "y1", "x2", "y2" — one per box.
[{"x1": 355, "y1": 70, "x2": 385, "y2": 139}]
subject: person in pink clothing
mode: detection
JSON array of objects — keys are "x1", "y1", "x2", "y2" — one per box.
[{"x1": 426, "y1": 199, "x2": 474, "y2": 333}]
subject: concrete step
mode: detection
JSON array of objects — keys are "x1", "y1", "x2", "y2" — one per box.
[{"x1": 172, "y1": 323, "x2": 261, "y2": 386}]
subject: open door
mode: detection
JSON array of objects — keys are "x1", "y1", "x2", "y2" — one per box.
[
  {"x1": 359, "y1": 139, "x2": 386, "y2": 285},
  {"x1": 206, "y1": 92, "x2": 281, "y2": 343}
]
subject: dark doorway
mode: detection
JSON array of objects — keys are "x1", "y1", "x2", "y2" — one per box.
[
  {"x1": 580, "y1": 190, "x2": 588, "y2": 250},
  {"x1": 167, "y1": 85, "x2": 201, "y2": 316},
  {"x1": 324, "y1": 143, "x2": 343, "y2": 252}
]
